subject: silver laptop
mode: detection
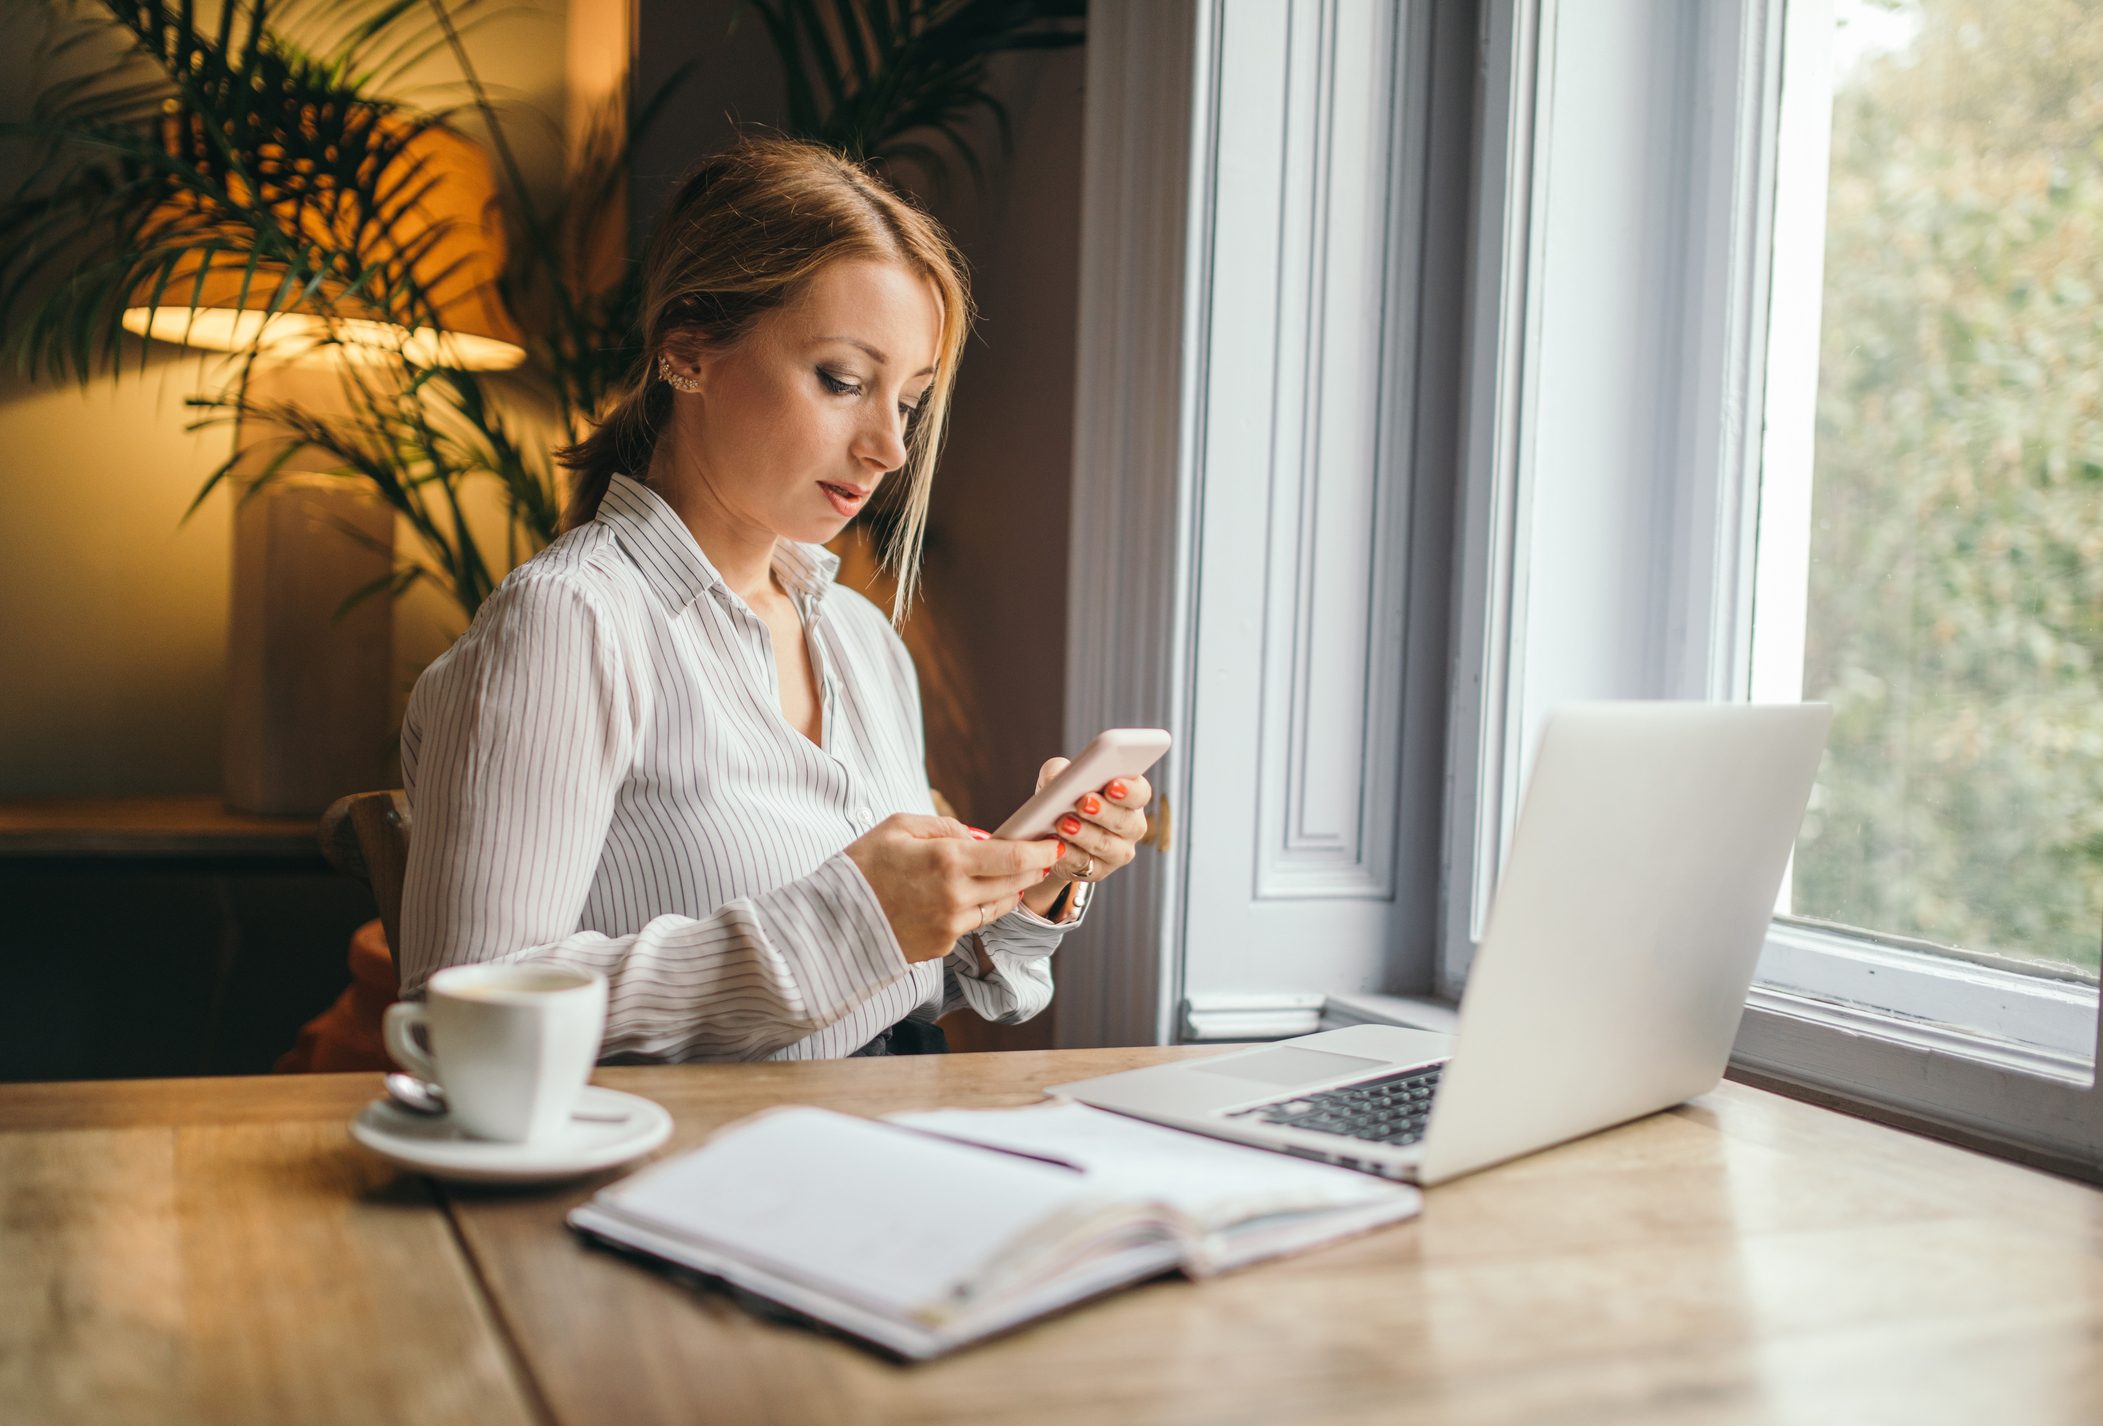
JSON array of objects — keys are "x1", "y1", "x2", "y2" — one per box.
[{"x1": 1051, "y1": 702, "x2": 1831, "y2": 1186}]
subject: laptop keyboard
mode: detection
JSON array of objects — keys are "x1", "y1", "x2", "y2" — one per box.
[{"x1": 1223, "y1": 1063, "x2": 1444, "y2": 1146}]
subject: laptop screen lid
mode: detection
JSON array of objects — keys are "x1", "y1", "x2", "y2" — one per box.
[{"x1": 1415, "y1": 702, "x2": 1830, "y2": 1184}]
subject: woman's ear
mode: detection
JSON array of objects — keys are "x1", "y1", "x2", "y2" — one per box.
[{"x1": 657, "y1": 329, "x2": 711, "y2": 394}]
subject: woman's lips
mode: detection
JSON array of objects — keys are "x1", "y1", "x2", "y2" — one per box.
[{"x1": 820, "y1": 482, "x2": 869, "y2": 517}]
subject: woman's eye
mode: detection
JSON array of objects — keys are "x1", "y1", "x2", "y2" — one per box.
[
  {"x1": 898, "y1": 401, "x2": 921, "y2": 423},
  {"x1": 817, "y1": 368, "x2": 859, "y2": 396}
]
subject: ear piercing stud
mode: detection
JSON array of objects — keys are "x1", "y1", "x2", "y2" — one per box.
[{"x1": 658, "y1": 354, "x2": 701, "y2": 393}]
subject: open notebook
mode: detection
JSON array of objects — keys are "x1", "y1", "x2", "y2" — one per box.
[{"x1": 568, "y1": 1101, "x2": 1422, "y2": 1359}]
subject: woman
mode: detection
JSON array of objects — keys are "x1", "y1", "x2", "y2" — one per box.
[{"x1": 396, "y1": 137, "x2": 1150, "y2": 1060}]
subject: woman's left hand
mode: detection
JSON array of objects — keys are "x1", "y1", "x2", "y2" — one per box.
[{"x1": 1035, "y1": 757, "x2": 1152, "y2": 891}]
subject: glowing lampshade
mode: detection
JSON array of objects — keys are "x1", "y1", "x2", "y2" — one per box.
[{"x1": 121, "y1": 112, "x2": 526, "y2": 371}]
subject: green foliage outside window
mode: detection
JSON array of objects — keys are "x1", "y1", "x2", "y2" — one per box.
[{"x1": 1793, "y1": 0, "x2": 2103, "y2": 975}]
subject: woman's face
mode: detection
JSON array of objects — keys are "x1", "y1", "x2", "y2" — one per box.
[{"x1": 668, "y1": 257, "x2": 943, "y2": 550}]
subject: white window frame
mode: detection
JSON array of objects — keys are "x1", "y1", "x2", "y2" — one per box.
[{"x1": 1445, "y1": 0, "x2": 2103, "y2": 1172}]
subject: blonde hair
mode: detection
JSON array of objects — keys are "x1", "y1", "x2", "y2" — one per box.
[{"x1": 557, "y1": 136, "x2": 973, "y2": 618}]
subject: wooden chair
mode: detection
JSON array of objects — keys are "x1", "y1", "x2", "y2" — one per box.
[
  {"x1": 317, "y1": 789, "x2": 411, "y2": 974},
  {"x1": 274, "y1": 790, "x2": 411, "y2": 1073}
]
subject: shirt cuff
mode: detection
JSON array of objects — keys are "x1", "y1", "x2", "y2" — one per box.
[
  {"x1": 750, "y1": 851, "x2": 912, "y2": 1026},
  {"x1": 976, "y1": 883, "x2": 1091, "y2": 961},
  {"x1": 944, "y1": 935, "x2": 1054, "y2": 1023}
]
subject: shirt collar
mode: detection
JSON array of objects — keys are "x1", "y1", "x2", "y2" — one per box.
[
  {"x1": 597, "y1": 473, "x2": 839, "y2": 613},
  {"x1": 771, "y1": 536, "x2": 841, "y2": 605}
]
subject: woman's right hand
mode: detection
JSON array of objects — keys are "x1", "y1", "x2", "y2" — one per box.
[{"x1": 844, "y1": 815, "x2": 1065, "y2": 963}]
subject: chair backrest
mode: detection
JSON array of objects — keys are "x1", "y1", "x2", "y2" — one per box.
[{"x1": 318, "y1": 790, "x2": 411, "y2": 970}]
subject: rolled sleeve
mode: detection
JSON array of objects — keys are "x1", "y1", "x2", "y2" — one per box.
[
  {"x1": 983, "y1": 891, "x2": 1091, "y2": 958},
  {"x1": 939, "y1": 891, "x2": 1090, "y2": 1024}
]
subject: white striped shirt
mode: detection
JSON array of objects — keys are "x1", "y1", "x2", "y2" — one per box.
[{"x1": 397, "y1": 473, "x2": 1082, "y2": 1061}]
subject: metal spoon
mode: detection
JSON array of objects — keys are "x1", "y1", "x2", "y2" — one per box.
[
  {"x1": 383, "y1": 1071, "x2": 630, "y2": 1124},
  {"x1": 385, "y1": 1071, "x2": 449, "y2": 1116}
]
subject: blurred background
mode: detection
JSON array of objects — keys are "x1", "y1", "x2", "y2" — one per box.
[
  {"x1": 6, "y1": 0, "x2": 2096, "y2": 1086},
  {"x1": 0, "y1": 0, "x2": 1088, "y2": 1075},
  {"x1": 1785, "y1": 0, "x2": 2103, "y2": 980}
]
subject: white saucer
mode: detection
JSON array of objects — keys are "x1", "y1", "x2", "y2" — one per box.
[{"x1": 349, "y1": 1085, "x2": 673, "y2": 1185}]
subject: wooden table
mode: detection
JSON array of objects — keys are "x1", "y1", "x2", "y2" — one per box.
[{"x1": 8, "y1": 1047, "x2": 2103, "y2": 1425}]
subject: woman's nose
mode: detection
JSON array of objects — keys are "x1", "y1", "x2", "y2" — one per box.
[{"x1": 855, "y1": 407, "x2": 910, "y2": 471}]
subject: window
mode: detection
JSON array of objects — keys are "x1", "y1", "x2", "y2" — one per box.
[
  {"x1": 1443, "y1": 0, "x2": 2100, "y2": 1169},
  {"x1": 1064, "y1": 0, "x2": 2101, "y2": 1170},
  {"x1": 1751, "y1": 0, "x2": 2102, "y2": 1062}
]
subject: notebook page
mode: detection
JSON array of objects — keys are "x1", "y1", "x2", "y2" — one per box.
[
  {"x1": 592, "y1": 1106, "x2": 1108, "y2": 1321},
  {"x1": 888, "y1": 1101, "x2": 1419, "y2": 1233}
]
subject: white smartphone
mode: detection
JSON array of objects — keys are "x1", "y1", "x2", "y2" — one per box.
[{"x1": 993, "y1": 728, "x2": 1173, "y2": 841}]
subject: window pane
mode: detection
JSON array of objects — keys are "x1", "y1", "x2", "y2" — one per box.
[{"x1": 1789, "y1": 0, "x2": 2103, "y2": 979}]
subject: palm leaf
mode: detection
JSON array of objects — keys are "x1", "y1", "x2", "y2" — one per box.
[{"x1": 744, "y1": 0, "x2": 1082, "y2": 191}]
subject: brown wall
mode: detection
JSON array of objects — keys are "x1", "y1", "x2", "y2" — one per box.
[
  {"x1": 914, "y1": 48, "x2": 1086, "y2": 1051},
  {"x1": 913, "y1": 47, "x2": 1086, "y2": 835},
  {"x1": 632, "y1": 8, "x2": 1085, "y2": 828}
]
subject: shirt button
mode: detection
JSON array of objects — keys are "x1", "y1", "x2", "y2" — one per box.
[{"x1": 853, "y1": 806, "x2": 873, "y2": 827}]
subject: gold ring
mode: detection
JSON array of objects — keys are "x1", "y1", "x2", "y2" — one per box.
[
  {"x1": 1077, "y1": 855, "x2": 1096, "y2": 882},
  {"x1": 978, "y1": 902, "x2": 994, "y2": 930}
]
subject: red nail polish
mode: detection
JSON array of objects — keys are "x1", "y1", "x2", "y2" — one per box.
[
  {"x1": 1106, "y1": 779, "x2": 1128, "y2": 801},
  {"x1": 1053, "y1": 841, "x2": 1066, "y2": 858},
  {"x1": 967, "y1": 826, "x2": 990, "y2": 840},
  {"x1": 1058, "y1": 817, "x2": 1081, "y2": 837},
  {"x1": 1079, "y1": 794, "x2": 1102, "y2": 817},
  {"x1": 1041, "y1": 868, "x2": 1050, "y2": 879}
]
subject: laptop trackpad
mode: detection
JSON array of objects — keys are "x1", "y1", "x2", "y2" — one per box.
[{"x1": 1192, "y1": 1046, "x2": 1388, "y2": 1088}]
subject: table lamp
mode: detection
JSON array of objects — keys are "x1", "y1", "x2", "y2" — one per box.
[
  {"x1": 119, "y1": 113, "x2": 525, "y2": 815},
  {"x1": 121, "y1": 113, "x2": 527, "y2": 370}
]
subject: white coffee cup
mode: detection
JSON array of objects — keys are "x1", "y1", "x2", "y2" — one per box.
[{"x1": 382, "y1": 964, "x2": 609, "y2": 1142}]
